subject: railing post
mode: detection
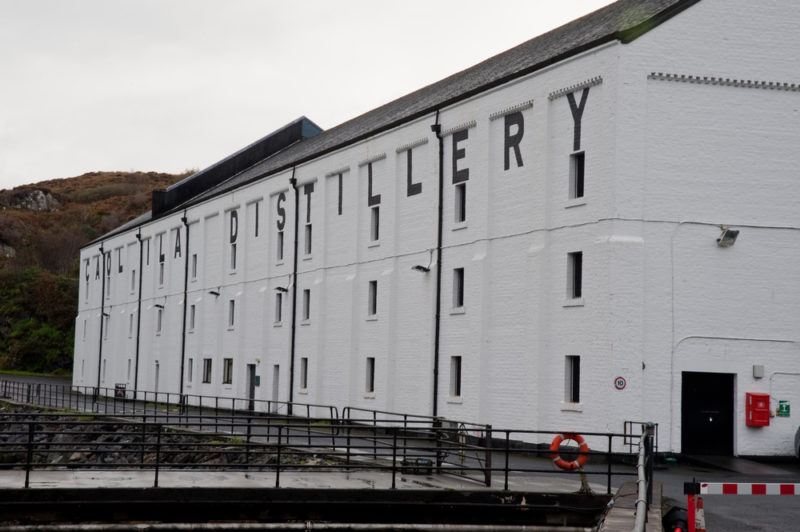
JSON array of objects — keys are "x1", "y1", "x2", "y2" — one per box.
[
  {"x1": 433, "y1": 417, "x2": 443, "y2": 473},
  {"x1": 483, "y1": 424, "x2": 492, "y2": 487},
  {"x1": 346, "y1": 424, "x2": 352, "y2": 470},
  {"x1": 275, "y1": 426, "x2": 282, "y2": 488},
  {"x1": 246, "y1": 417, "x2": 252, "y2": 468},
  {"x1": 24, "y1": 422, "x2": 34, "y2": 488},
  {"x1": 607, "y1": 434, "x2": 613, "y2": 495},
  {"x1": 504, "y1": 430, "x2": 510, "y2": 491},
  {"x1": 391, "y1": 428, "x2": 398, "y2": 489},
  {"x1": 154, "y1": 424, "x2": 162, "y2": 488},
  {"x1": 645, "y1": 423, "x2": 655, "y2": 505}
]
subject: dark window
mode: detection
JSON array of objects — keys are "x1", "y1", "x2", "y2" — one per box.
[
  {"x1": 366, "y1": 357, "x2": 375, "y2": 393},
  {"x1": 568, "y1": 252, "x2": 583, "y2": 299},
  {"x1": 305, "y1": 223, "x2": 312, "y2": 255},
  {"x1": 570, "y1": 152, "x2": 585, "y2": 199},
  {"x1": 202, "y1": 358, "x2": 212, "y2": 383},
  {"x1": 450, "y1": 356, "x2": 462, "y2": 397},
  {"x1": 565, "y1": 356, "x2": 580, "y2": 403},
  {"x1": 277, "y1": 231, "x2": 284, "y2": 261},
  {"x1": 455, "y1": 183, "x2": 466, "y2": 222},
  {"x1": 300, "y1": 357, "x2": 308, "y2": 389},
  {"x1": 453, "y1": 268, "x2": 464, "y2": 308},
  {"x1": 275, "y1": 292, "x2": 283, "y2": 323},
  {"x1": 368, "y1": 280, "x2": 377, "y2": 316},
  {"x1": 302, "y1": 289, "x2": 310, "y2": 321},
  {"x1": 228, "y1": 300, "x2": 235, "y2": 327},
  {"x1": 222, "y1": 358, "x2": 233, "y2": 384},
  {"x1": 370, "y1": 206, "x2": 380, "y2": 242}
]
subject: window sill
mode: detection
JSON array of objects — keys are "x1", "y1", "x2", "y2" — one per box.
[
  {"x1": 222, "y1": 384, "x2": 232, "y2": 390},
  {"x1": 302, "y1": 255, "x2": 313, "y2": 261},
  {"x1": 188, "y1": 330, "x2": 195, "y2": 334},
  {"x1": 452, "y1": 222, "x2": 468, "y2": 231},
  {"x1": 368, "y1": 241, "x2": 380, "y2": 248},
  {"x1": 300, "y1": 320, "x2": 311, "y2": 326},
  {"x1": 565, "y1": 198, "x2": 586, "y2": 209},
  {"x1": 364, "y1": 393, "x2": 376, "y2": 400},
  {"x1": 560, "y1": 404, "x2": 583, "y2": 413},
  {"x1": 155, "y1": 332, "x2": 162, "y2": 337},
  {"x1": 450, "y1": 308, "x2": 465, "y2": 315},
  {"x1": 563, "y1": 298, "x2": 585, "y2": 308},
  {"x1": 276, "y1": 260, "x2": 285, "y2": 267},
  {"x1": 447, "y1": 397, "x2": 463, "y2": 404},
  {"x1": 273, "y1": 322, "x2": 283, "y2": 328},
  {"x1": 226, "y1": 327, "x2": 235, "y2": 332},
  {"x1": 298, "y1": 389, "x2": 308, "y2": 395},
  {"x1": 366, "y1": 315, "x2": 378, "y2": 322}
]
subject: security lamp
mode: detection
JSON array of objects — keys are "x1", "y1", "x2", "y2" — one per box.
[
  {"x1": 717, "y1": 228, "x2": 739, "y2": 248},
  {"x1": 274, "y1": 286, "x2": 289, "y2": 293},
  {"x1": 411, "y1": 265, "x2": 430, "y2": 273},
  {"x1": 208, "y1": 290, "x2": 220, "y2": 297},
  {"x1": 154, "y1": 304, "x2": 164, "y2": 309}
]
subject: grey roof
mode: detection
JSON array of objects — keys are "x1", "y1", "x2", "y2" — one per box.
[{"x1": 99, "y1": 0, "x2": 697, "y2": 242}]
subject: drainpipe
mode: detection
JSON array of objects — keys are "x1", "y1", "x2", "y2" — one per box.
[
  {"x1": 288, "y1": 169, "x2": 299, "y2": 415},
  {"x1": 96, "y1": 243, "x2": 106, "y2": 394},
  {"x1": 133, "y1": 230, "x2": 144, "y2": 399},
  {"x1": 178, "y1": 211, "x2": 190, "y2": 405},
  {"x1": 430, "y1": 111, "x2": 444, "y2": 417}
]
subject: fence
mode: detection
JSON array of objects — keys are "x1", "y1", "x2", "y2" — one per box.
[{"x1": 632, "y1": 423, "x2": 656, "y2": 532}]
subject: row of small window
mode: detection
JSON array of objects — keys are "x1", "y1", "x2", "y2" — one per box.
[{"x1": 185, "y1": 357, "x2": 233, "y2": 385}]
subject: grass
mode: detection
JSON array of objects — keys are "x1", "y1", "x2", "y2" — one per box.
[{"x1": 0, "y1": 369, "x2": 71, "y2": 379}]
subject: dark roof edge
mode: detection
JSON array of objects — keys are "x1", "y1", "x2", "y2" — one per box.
[{"x1": 85, "y1": 0, "x2": 698, "y2": 248}]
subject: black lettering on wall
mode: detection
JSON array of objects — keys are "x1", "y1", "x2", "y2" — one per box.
[
  {"x1": 174, "y1": 228, "x2": 182, "y2": 258},
  {"x1": 452, "y1": 129, "x2": 469, "y2": 184},
  {"x1": 567, "y1": 87, "x2": 590, "y2": 152},
  {"x1": 304, "y1": 183, "x2": 314, "y2": 223},
  {"x1": 229, "y1": 210, "x2": 238, "y2": 244},
  {"x1": 406, "y1": 149, "x2": 421, "y2": 196},
  {"x1": 158, "y1": 235, "x2": 165, "y2": 263},
  {"x1": 504, "y1": 111, "x2": 524, "y2": 170},
  {"x1": 367, "y1": 163, "x2": 381, "y2": 207},
  {"x1": 337, "y1": 174, "x2": 343, "y2": 215},
  {"x1": 276, "y1": 193, "x2": 287, "y2": 230}
]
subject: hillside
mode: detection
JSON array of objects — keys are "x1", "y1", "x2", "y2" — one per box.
[{"x1": 0, "y1": 171, "x2": 188, "y2": 374}]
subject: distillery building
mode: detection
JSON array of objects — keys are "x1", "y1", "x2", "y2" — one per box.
[{"x1": 74, "y1": 0, "x2": 800, "y2": 456}]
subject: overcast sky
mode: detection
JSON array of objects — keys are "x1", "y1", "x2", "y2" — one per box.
[{"x1": 0, "y1": 0, "x2": 615, "y2": 189}]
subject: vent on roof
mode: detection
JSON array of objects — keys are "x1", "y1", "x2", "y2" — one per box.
[{"x1": 152, "y1": 116, "x2": 322, "y2": 217}]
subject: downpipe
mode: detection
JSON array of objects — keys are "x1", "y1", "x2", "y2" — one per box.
[{"x1": 430, "y1": 111, "x2": 444, "y2": 417}]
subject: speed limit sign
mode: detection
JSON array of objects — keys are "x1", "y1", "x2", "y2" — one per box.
[{"x1": 614, "y1": 376, "x2": 627, "y2": 390}]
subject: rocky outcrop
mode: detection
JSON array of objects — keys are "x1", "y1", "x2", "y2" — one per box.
[{"x1": 0, "y1": 189, "x2": 60, "y2": 212}]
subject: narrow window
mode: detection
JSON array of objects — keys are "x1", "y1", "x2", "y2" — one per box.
[
  {"x1": 189, "y1": 304, "x2": 196, "y2": 330},
  {"x1": 275, "y1": 292, "x2": 283, "y2": 323},
  {"x1": 81, "y1": 359, "x2": 85, "y2": 378},
  {"x1": 277, "y1": 230, "x2": 284, "y2": 261},
  {"x1": 565, "y1": 356, "x2": 581, "y2": 403},
  {"x1": 191, "y1": 253, "x2": 197, "y2": 279},
  {"x1": 188, "y1": 358, "x2": 193, "y2": 383},
  {"x1": 82, "y1": 319, "x2": 87, "y2": 341},
  {"x1": 103, "y1": 316, "x2": 109, "y2": 340},
  {"x1": 365, "y1": 357, "x2": 375, "y2": 393},
  {"x1": 304, "y1": 223, "x2": 312, "y2": 255},
  {"x1": 569, "y1": 152, "x2": 585, "y2": 199},
  {"x1": 302, "y1": 289, "x2": 310, "y2": 321},
  {"x1": 222, "y1": 358, "x2": 233, "y2": 384},
  {"x1": 146, "y1": 239, "x2": 150, "y2": 266},
  {"x1": 127, "y1": 358, "x2": 131, "y2": 381},
  {"x1": 202, "y1": 358, "x2": 212, "y2": 383},
  {"x1": 368, "y1": 280, "x2": 377, "y2": 316},
  {"x1": 370, "y1": 206, "x2": 380, "y2": 242},
  {"x1": 254, "y1": 202, "x2": 260, "y2": 237},
  {"x1": 156, "y1": 308, "x2": 163, "y2": 333},
  {"x1": 131, "y1": 269, "x2": 136, "y2": 292},
  {"x1": 455, "y1": 183, "x2": 466, "y2": 223},
  {"x1": 228, "y1": 299, "x2": 235, "y2": 328},
  {"x1": 300, "y1": 357, "x2": 308, "y2": 390},
  {"x1": 102, "y1": 359, "x2": 106, "y2": 382},
  {"x1": 453, "y1": 268, "x2": 464, "y2": 308},
  {"x1": 230, "y1": 242, "x2": 237, "y2": 270},
  {"x1": 567, "y1": 251, "x2": 583, "y2": 299},
  {"x1": 450, "y1": 356, "x2": 462, "y2": 397},
  {"x1": 158, "y1": 262, "x2": 165, "y2": 286},
  {"x1": 128, "y1": 313, "x2": 134, "y2": 338}
]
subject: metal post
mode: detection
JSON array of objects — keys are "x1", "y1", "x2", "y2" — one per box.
[
  {"x1": 433, "y1": 417, "x2": 443, "y2": 473},
  {"x1": 154, "y1": 424, "x2": 161, "y2": 488},
  {"x1": 275, "y1": 426, "x2": 282, "y2": 488},
  {"x1": 504, "y1": 430, "x2": 510, "y2": 491},
  {"x1": 246, "y1": 417, "x2": 252, "y2": 468},
  {"x1": 24, "y1": 422, "x2": 34, "y2": 488},
  {"x1": 391, "y1": 428, "x2": 398, "y2": 489},
  {"x1": 346, "y1": 424, "x2": 352, "y2": 470},
  {"x1": 607, "y1": 434, "x2": 613, "y2": 495},
  {"x1": 483, "y1": 424, "x2": 492, "y2": 487},
  {"x1": 645, "y1": 423, "x2": 655, "y2": 505}
]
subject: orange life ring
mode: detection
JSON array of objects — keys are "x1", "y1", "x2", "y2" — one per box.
[{"x1": 550, "y1": 433, "x2": 590, "y2": 471}]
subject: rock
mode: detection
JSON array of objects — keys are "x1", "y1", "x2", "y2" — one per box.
[
  {"x1": 8, "y1": 190, "x2": 59, "y2": 212},
  {"x1": 0, "y1": 243, "x2": 15, "y2": 258},
  {"x1": 68, "y1": 452, "x2": 85, "y2": 462}
]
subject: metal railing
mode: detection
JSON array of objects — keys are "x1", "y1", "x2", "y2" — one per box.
[
  {"x1": 0, "y1": 412, "x2": 641, "y2": 492},
  {"x1": 632, "y1": 422, "x2": 656, "y2": 532}
]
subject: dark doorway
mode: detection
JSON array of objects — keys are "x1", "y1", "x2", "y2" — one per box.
[
  {"x1": 681, "y1": 372, "x2": 735, "y2": 455},
  {"x1": 246, "y1": 364, "x2": 256, "y2": 411}
]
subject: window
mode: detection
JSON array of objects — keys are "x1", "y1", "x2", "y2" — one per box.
[
  {"x1": 274, "y1": 292, "x2": 283, "y2": 323},
  {"x1": 370, "y1": 206, "x2": 380, "y2": 242},
  {"x1": 455, "y1": 183, "x2": 466, "y2": 223},
  {"x1": 191, "y1": 253, "x2": 197, "y2": 279},
  {"x1": 254, "y1": 202, "x2": 260, "y2": 237},
  {"x1": 304, "y1": 223, "x2": 312, "y2": 255},
  {"x1": 368, "y1": 280, "x2": 377, "y2": 316},
  {"x1": 453, "y1": 268, "x2": 464, "y2": 308},
  {"x1": 228, "y1": 299, "x2": 235, "y2": 328},
  {"x1": 365, "y1": 357, "x2": 375, "y2": 394},
  {"x1": 131, "y1": 269, "x2": 136, "y2": 292},
  {"x1": 102, "y1": 359, "x2": 106, "y2": 382},
  {"x1": 187, "y1": 358, "x2": 193, "y2": 383},
  {"x1": 565, "y1": 356, "x2": 581, "y2": 403},
  {"x1": 450, "y1": 356, "x2": 462, "y2": 397},
  {"x1": 128, "y1": 313, "x2": 134, "y2": 338},
  {"x1": 569, "y1": 152, "x2": 585, "y2": 199},
  {"x1": 222, "y1": 358, "x2": 233, "y2": 385},
  {"x1": 277, "y1": 231, "x2": 284, "y2": 261},
  {"x1": 567, "y1": 251, "x2": 583, "y2": 299},
  {"x1": 82, "y1": 319, "x2": 87, "y2": 341},
  {"x1": 81, "y1": 359, "x2": 85, "y2": 378},
  {"x1": 156, "y1": 308, "x2": 163, "y2": 333},
  {"x1": 202, "y1": 358, "x2": 212, "y2": 383},
  {"x1": 158, "y1": 262, "x2": 165, "y2": 286},
  {"x1": 230, "y1": 242, "x2": 237, "y2": 270},
  {"x1": 127, "y1": 358, "x2": 131, "y2": 381},
  {"x1": 103, "y1": 316, "x2": 109, "y2": 340},
  {"x1": 300, "y1": 357, "x2": 308, "y2": 390},
  {"x1": 145, "y1": 239, "x2": 150, "y2": 266},
  {"x1": 189, "y1": 304, "x2": 196, "y2": 331},
  {"x1": 302, "y1": 289, "x2": 310, "y2": 321}
]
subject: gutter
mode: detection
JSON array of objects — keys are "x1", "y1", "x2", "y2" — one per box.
[
  {"x1": 133, "y1": 230, "x2": 144, "y2": 399},
  {"x1": 96, "y1": 244, "x2": 106, "y2": 394},
  {"x1": 287, "y1": 169, "x2": 299, "y2": 414},
  {"x1": 430, "y1": 112, "x2": 444, "y2": 417},
  {"x1": 178, "y1": 211, "x2": 190, "y2": 403}
]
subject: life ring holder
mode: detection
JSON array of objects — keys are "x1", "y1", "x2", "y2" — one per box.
[{"x1": 550, "y1": 433, "x2": 590, "y2": 471}]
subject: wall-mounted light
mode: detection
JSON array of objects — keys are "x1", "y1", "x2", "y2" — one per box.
[
  {"x1": 102, "y1": 312, "x2": 110, "y2": 317},
  {"x1": 274, "y1": 286, "x2": 289, "y2": 293},
  {"x1": 412, "y1": 249, "x2": 434, "y2": 273},
  {"x1": 208, "y1": 290, "x2": 220, "y2": 297},
  {"x1": 154, "y1": 304, "x2": 164, "y2": 310},
  {"x1": 717, "y1": 227, "x2": 739, "y2": 248}
]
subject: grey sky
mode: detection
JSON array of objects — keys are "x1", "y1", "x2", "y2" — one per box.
[{"x1": 0, "y1": 0, "x2": 614, "y2": 189}]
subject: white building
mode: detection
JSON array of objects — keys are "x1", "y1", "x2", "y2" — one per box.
[{"x1": 74, "y1": 0, "x2": 800, "y2": 456}]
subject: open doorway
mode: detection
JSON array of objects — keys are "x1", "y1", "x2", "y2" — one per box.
[{"x1": 681, "y1": 372, "x2": 735, "y2": 455}]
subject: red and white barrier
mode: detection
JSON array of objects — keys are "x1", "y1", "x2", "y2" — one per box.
[{"x1": 699, "y1": 482, "x2": 799, "y2": 495}]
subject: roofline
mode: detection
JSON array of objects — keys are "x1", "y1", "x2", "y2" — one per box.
[{"x1": 83, "y1": 0, "x2": 701, "y2": 249}]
